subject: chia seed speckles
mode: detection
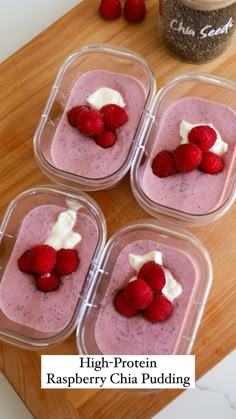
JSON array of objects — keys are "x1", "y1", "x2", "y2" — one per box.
[
  {"x1": 95, "y1": 239, "x2": 197, "y2": 355},
  {"x1": 159, "y1": 0, "x2": 236, "y2": 63}
]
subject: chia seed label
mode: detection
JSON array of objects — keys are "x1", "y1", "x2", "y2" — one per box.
[
  {"x1": 169, "y1": 16, "x2": 234, "y2": 39},
  {"x1": 160, "y1": 0, "x2": 236, "y2": 63}
]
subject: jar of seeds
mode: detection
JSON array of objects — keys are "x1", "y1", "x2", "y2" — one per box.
[{"x1": 159, "y1": 0, "x2": 236, "y2": 63}]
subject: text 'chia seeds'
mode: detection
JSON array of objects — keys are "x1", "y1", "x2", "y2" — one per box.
[{"x1": 159, "y1": 0, "x2": 236, "y2": 63}]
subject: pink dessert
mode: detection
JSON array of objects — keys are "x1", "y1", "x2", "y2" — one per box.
[
  {"x1": 50, "y1": 69, "x2": 146, "y2": 179},
  {"x1": 0, "y1": 204, "x2": 99, "y2": 333},
  {"x1": 140, "y1": 97, "x2": 236, "y2": 215},
  {"x1": 95, "y1": 239, "x2": 198, "y2": 355}
]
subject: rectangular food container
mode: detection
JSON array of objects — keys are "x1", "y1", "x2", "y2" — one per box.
[
  {"x1": 0, "y1": 185, "x2": 106, "y2": 349},
  {"x1": 131, "y1": 73, "x2": 236, "y2": 226},
  {"x1": 76, "y1": 219, "x2": 213, "y2": 357},
  {"x1": 33, "y1": 44, "x2": 156, "y2": 191}
]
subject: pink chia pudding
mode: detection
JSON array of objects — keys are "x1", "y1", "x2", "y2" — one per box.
[
  {"x1": 0, "y1": 205, "x2": 99, "y2": 333},
  {"x1": 50, "y1": 70, "x2": 146, "y2": 179},
  {"x1": 140, "y1": 97, "x2": 236, "y2": 215},
  {"x1": 95, "y1": 239, "x2": 198, "y2": 355}
]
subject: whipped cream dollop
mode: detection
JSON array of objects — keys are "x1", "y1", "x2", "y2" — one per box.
[
  {"x1": 87, "y1": 87, "x2": 126, "y2": 110},
  {"x1": 128, "y1": 251, "x2": 182, "y2": 301},
  {"x1": 44, "y1": 210, "x2": 81, "y2": 251},
  {"x1": 162, "y1": 268, "x2": 182, "y2": 301},
  {"x1": 129, "y1": 250, "x2": 162, "y2": 272},
  {"x1": 180, "y1": 120, "x2": 228, "y2": 156},
  {"x1": 66, "y1": 200, "x2": 82, "y2": 212}
]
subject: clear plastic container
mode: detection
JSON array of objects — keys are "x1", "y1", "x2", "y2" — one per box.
[
  {"x1": 0, "y1": 188, "x2": 213, "y2": 354},
  {"x1": 0, "y1": 185, "x2": 106, "y2": 349},
  {"x1": 131, "y1": 72, "x2": 236, "y2": 226},
  {"x1": 159, "y1": 0, "x2": 236, "y2": 63},
  {"x1": 76, "y1": 219, "x2": 213, "y2": 357},
  {"x1": 33, "y1": 44, "x2": 156, "y2": 191}
]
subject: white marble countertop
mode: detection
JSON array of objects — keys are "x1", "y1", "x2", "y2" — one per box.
[
  {"x1": 0, "y1": 0, "x2": 82, "y2": 62},
  {"x1": 153, "y1": 350, "x2": 236, "y2": 419}
]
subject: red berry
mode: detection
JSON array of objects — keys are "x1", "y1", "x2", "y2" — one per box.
[
  {"x1": 55, "y1": 248, "x2": 79, "y2": 275},
  {"x1": 114, "y1": 290, "x2": 138, "y2": 317},
  {"x1": 17, "y1": 250, "x2": 31, "y2": 273},
  {"x1": 36, "y1": 271, "x2": 60, "y2": 293},
  {"x1": 144, "y1": 294, "x2": 173, "y2": 322},
  {"x1": 96, "y1": 130, "x2": 116, "y2": 148},
  {"x1": 198, "y1": 151, "x2": 224, "y2": 175},
  {"x1": 124, "y1": 278, "x2": 153, "y2": 310},
  {"x1": 28, "y1": 245, "x2": 56, "y2": 275},
  {"x1": 99, "y1": 0, "x2": 122, "y2": 20},
  {"x1": 138, "y1": 261, "x2": 166, "y2": 292},
  {"x1": 67, "y1": 106, "x2": 89, "y2": 127},
  {"x1": 174, "y1": 143, "x2": 202, "y2": 173},
  {"x1": 188, "y1": 125, "x2": 217, "y2": 152},
  {"x1": 77, "y1": 109, "x2": 105, "y2": 136},
  {"x1": 101, "y1": 104, "x2": 128, "y2": 131},
  {"x1": 124, "y1": 0, "x2": 146, "y2": 23},
  {"x1": 152, "y1": 150, "x2": 177, "y2": 178}
]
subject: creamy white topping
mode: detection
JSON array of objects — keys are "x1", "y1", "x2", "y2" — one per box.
[
  {"x1": 129, "y1": 251, "x2": 162, "y2": 272},
  {"x1": 44, "y1": 210, "x2": 81, "y2": 250},
  {"x1": 162, "y1": 268, "x2": 182, "y2": 301},
  {"x1": 87, "y1": 87, "x2": 126, "y2": 110},
  {"x1": 66, "y1": 200, "x2": 82, "y2": 212},
  {"x1": 180, "y1": 120, "x2": 228, "y2": 156},
  {"x1": 129, "y1": 251, "x2": 182, "y2": 301}
]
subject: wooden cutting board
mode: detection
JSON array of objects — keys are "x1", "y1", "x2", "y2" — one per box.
[{"x1": 0, "y1": 0, "x2": 235, "y2": 418}]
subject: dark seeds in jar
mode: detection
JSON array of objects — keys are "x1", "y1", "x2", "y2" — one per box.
[{"x1": 159, "y1": 0, "x2": 236, "y2": 63}]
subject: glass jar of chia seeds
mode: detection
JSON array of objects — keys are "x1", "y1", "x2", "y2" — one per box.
[{"x1": 159, "y1": 0, "x2": 236, "y2": 63}]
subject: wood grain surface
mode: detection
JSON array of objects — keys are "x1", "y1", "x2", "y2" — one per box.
[{"x1": 0, "y1": 1, "x2": 235, "y2": 418}]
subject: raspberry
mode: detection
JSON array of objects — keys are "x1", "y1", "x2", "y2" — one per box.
[
  {"x1": 77, "y1": 109, "x2": 105, "y2": 136},
  {"x1": 124, "y1": 0, "x2": 146, "y2": 23},
  {"x1": 152, "y1": 150, "x2": 177, "y2": 178},
  {"x1": 198, "y1": 151, "x2": 224, "y2": 175},
  {"x1": 96, "y1": 130, "x2": 116, "y2": 148},
  {"x1": 67, "y1": 106, "x2": 89, "y2": 127},
  {"x1": 138, "y1": 261, "x2": 166, "y2": 292},
  {"x1": 101, "y1": 104, "x2": 128, "y2": 131},
  {"x1": 124, "y1": 278, "x2": 153, "y2": 310},
  {"x1": 114, "y1": 290, "x2": 138, "y2": 317},
  {"x1": 28, "y1": 244, "x2": 56, "y2": 275},
  {"x1": 174, "y1": 143, "x2": 202, "y2": 173},
  {"x1": 188, "y1": 125, "x2": 217, "y2": 152},
  {"x1": 55, "y1": 248, "x2": 79, "y2": 275},
  {"x1": 36, "y1": 271, "x2": 60, "y2": 293},
  {"x1": 17, "y1": 250, "x2": 31, "y2": 273},
  {"x1": 99, "y1": 0, "x2": 122, "y2": 20},
  {"x1": 144, "y1": 294, "x2": 173, "y2": 322}
]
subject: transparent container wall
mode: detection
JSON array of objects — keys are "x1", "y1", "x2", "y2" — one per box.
[
  {"x1": 131, "y1": 73, "x2": 236, "y2": 225},
  {"x1": 159, "y1": 0, "x2": 236, "y2": 63},
  {"x1": 77, "y1": 220, "x2": 212, "y2": 356},
  {"x1": 0, "y1": 185, "x2": 106, "y2": 349},
  {"x1": 34, "y1": 44, "x2": 156, "y2": 191}
]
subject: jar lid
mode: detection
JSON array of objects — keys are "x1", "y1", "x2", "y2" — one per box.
[{"x1": 180, "y1": 0, "x2": 235, "y2": 10}]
